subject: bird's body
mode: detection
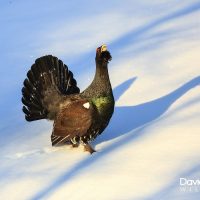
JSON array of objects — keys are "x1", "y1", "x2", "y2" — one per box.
[{"x1": 22, "y1": 45, "x2": 114, "y2": 153}]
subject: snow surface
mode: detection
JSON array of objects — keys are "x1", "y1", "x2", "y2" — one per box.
[{"x1": 1, "y1": 1, "x2": 200, "y2": 200}]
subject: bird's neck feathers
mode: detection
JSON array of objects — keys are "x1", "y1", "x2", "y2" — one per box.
[
  {"x1": 94, "y1": 61, "x2": 109, "y2": 82},
  {"x1": 82, "y1": 61, "x2": 113, "y2": 98}
]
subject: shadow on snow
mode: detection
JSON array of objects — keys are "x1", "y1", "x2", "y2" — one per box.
[{"x1": 97, "y1": 76, "x2": 200, "y2": 144}]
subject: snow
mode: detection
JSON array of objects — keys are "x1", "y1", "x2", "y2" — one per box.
[{"x1": 0, "y1": 1, "x2": 200, "y2": 200}]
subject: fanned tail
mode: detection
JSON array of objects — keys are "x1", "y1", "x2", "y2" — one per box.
[{"x1": 22, "y1": 55, "x2": 80, "y2": 121}]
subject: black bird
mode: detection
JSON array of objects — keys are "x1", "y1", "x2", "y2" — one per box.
[{"x1": 22, "y1": 44, "x2": 114, "y2": 153}]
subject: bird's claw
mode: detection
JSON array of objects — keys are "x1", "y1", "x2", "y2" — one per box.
[{"x1": 84, "y1": 144, "x2": 96, "y2": 154}]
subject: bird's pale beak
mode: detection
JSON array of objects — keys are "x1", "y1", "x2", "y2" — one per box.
[{"x1": 101, "y1": 44, "x2": 107, "y2": 52}]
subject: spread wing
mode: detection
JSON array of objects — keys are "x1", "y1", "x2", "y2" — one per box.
[{"x1": 51, "y1": 99, "x2": 95, "y2": 146}]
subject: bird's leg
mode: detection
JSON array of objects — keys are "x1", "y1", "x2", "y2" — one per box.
[
  {"x1": 71, "y1": 143, "x2": 79, "y2": 148},
  {"x1": 84, "y1": 143, "x2": 96, "y2": 154},
  {"x1": 70, "y1": 141, "x2": 79, "y2": 148},
  {"x1": 70, "y1": 137, "x2": 79, "y2": 148}
]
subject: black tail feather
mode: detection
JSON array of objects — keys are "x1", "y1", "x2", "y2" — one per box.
[{"x1": 22, "y1": 55, "x2": 80, "y2": 122}]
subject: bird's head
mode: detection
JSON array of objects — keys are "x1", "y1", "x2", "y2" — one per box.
[{"x1": 96, "y1": 44, "x2": 112, "y2": 64}]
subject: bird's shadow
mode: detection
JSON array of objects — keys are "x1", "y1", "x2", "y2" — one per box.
[
  {"x1": 95, "y1": 75, "x2": 200, "y2": 146},
  {"x1": 30, "y1": 75, "x2": 200, "y2": 200}
]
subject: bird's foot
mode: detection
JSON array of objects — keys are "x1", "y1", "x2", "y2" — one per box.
[
  {"x1": 84, "y1": 144, "x2": 96, "y2": 154},
  {"x1": 71, "y1": 143, "x2": 79, "y2": 148}
]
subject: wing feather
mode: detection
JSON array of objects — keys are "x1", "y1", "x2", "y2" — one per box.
[{"x1": 51, "y1": 99, "x2": 95, "y2": 145}]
